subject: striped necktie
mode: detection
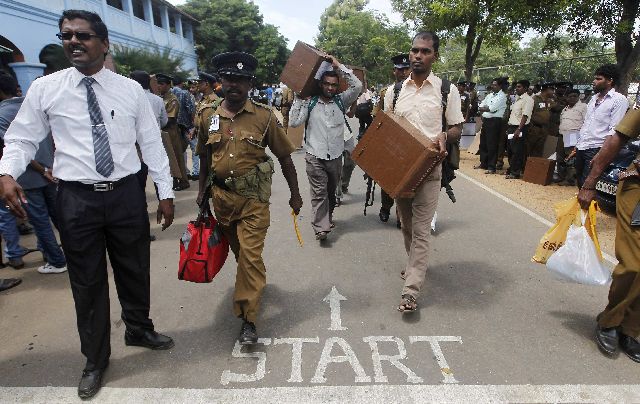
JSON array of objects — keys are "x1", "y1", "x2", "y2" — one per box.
[{"x1": 82, "y1": 76, "x2": 114, "y2": 177}]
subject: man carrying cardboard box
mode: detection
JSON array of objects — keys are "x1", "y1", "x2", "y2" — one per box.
[
  {"x1": 289, "y1": 55, "x2": 362, "y2": 241},
  {"x1": 383, "y1": 32, "x2": 464, "y2": 313}
]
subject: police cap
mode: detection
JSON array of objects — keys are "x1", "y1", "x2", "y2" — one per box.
[
  {"x1": 553, "y1": 81, "x2": 573, "y2": 88},
  {"x1": 211, "y1": 52, "x2": 258, "y2": 79},
  {"x1": 541, "y1": 82, "x2": 555, "y2": 90},
  {"x1": 155, "y1": 73, "x2": 173, "y2": 84},
  {"x1": 199, "y1": 72, "x2": 219, "y2": 84},
  {"x1": 391, "y1": 54, "x2": 410, "y2": 69}
]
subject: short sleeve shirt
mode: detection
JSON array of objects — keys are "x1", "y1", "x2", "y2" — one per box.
[
  {"x1": 196, "y1": 99, "x2": 295, "y2": 180},
  {"x1": 615, "y1": 107, "x2": 640, "y2": 140}
]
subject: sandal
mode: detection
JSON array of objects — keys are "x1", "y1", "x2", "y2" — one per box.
[{"x1": 397, "y1": 294, "x2": 417, "y2": 312}]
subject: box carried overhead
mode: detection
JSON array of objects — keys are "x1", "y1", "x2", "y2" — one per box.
[{"x1": 351, "y1": 110, "x2": 445, "y2": 199}]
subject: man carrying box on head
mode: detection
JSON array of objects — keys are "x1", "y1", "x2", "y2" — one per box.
[
  {"x1": 382, "y1": 32, "x2": 463, "y2": 313},
  {"x1": 289, "y1": 55, "x2": 362, "y2": 242}
]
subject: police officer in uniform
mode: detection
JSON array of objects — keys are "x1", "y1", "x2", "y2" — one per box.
[
  {"x1": 578, "y1": 107, "x2": 640, "y2": 362},
  {"x1": 156, "y1": 73, "x2": 189, "y2": 190},
  {"x1": 280, "y1": 85, "x2": 294, "y2": 128},
  {"x1": 375, "y1": 54, "x2": 410, "y2": 225},
  {"x1": 195, "y1": 52, "x2": 303, "y2": 344},
  {"x1": 527, "y1": 82, "x2": 555, "y2": 158}
]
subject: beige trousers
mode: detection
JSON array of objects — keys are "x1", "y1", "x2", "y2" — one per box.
[{"x1": 396, "y1": 168, "x2": 441, "y2": 299}]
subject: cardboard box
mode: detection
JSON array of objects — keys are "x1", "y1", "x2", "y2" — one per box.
[
  {"x1": 523, "y1": 157, "x2": 556, "y2": 185},
  {"x1": 279, "y1": 41, "x2": 329, "y2": 98},
  {"x1": 351, "y1": 110, "x2": 444, "y2": 199}
]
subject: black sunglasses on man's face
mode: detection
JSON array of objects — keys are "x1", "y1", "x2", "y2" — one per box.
[{"x1": 56, "y1": 31, "x2": 101, "y2": 41}]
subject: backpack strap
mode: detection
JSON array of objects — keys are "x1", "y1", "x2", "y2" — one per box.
[
  {"x1": 333, "y1": 95, "x2": 352, "y2": 134},
  {"x1": 304, "y1": 95, "x2": 352, "y2": 136},
  {"x1": 392, "y1": 81, "x2": 403, "y2": 112}
]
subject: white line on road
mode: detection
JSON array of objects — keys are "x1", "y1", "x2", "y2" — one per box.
[
  {"x1": 458, "y1": 171, "x2": 619, "y2": 266},
  {"x1": 2, "y1": 385, "x2": 640, "y2": 403}
]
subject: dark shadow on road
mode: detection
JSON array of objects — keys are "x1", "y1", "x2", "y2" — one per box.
[{"x1": 549, "y1": 310, "x2": 596, "y2": 342}]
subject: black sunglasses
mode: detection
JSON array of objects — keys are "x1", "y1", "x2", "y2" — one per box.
[{"x1": 56, "y1": 31, "x2": 101, "y2": 41}]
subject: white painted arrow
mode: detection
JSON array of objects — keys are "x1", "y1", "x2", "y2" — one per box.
[{"x1": 323, "y1": 286, "x2": 347, "y2": 331}]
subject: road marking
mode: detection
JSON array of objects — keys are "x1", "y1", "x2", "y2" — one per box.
[
  {"x1": 458, "y1": 171, "x2": 619, "y2": 265},
  {"x1": 323, "y1": 286, "x2": 348, "y2": 331},
  {"x1": 220, "y1": 339, "x2": 271, "y2": 385},
  {"x1": 273, "y1": 338, "x2": 320, "y2": 383},
  {"x1": 3, "y1": 385, "x2": 640, "y2": 403},
  {"x1": 311, "y1": 337, "x2": 371, "y2": 383},
  {"x1": 410, "y1": 336, "x2": 463, "y2": 384},
  {"x1": 363, "y1": 336, "x2": 422, "y2": 384}
]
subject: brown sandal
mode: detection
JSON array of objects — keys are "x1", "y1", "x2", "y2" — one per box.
[{"x1": 397, "y1": 294, "x2": 417, "y2": 312}]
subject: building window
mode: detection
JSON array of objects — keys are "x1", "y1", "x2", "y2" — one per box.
[
  {"x1": 132, "y1": 0, "x2": 145, "y2": 20},
  {"x1": 169, "y1": 14, "x2": 176, "y2": 34},
  {"x1": 106, "y1": 0, "x2": 123, "y2": 10},
  {"x1": 152, "y1": 5, "x2": 162, "y2": 27}
]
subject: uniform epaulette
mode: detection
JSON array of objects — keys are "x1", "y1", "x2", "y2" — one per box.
[{"x1": 251, "y1": 100, "x2": 273, "y2": 112}]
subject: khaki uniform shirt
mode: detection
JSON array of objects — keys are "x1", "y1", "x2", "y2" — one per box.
[
  {"x1": 508, "y1": 93, "x2": 534, "y2": 126},
  {"x1": 459, "y1": 91, "x2": 470, "y2": 117},
  {"x1": 281, "y1": 87, "x2": 294, "y2": 107},
  {"x1": 530, "y1": 95, "x2": 554, "y2": 127},
  {"x1": 615, "y1": 108, "x2": 640, "y2": 171},
  {"x1": 194, "y1": 92, "x2": 219, "y2": 135},
  {"x1": 196, "y1": 99, "x2": 295, "y2": 180},
  {"x1": 163, "y1": 91, "x2": 180, "y2": 137}
]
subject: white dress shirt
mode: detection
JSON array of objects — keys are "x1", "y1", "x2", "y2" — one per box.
[
  {"x1": 0, "y1": 67, "x2": 174, "y2": 199},
  {"x1": 576, "y1": 88, "x2": 628, "y2": 151},
  {"x1": 508, "y1": 93, "x2": 534, "y2": 126},
  {"x1": 145, "y1": 90, "x2": 168, "y2": 129},
  {"x1": 479, "y1": 90, "x2": 507, "y2": 119},
  {"x1": 383, "y1": 72, "x2": 464, "y2": 141}
]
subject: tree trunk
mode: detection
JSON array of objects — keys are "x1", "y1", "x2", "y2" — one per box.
[
  {"x1": 614, "y1": 0, "x2": 640, "y2": 95},
  {"x1": 464, "y1": 20, "x2": 482, "y2": 82}
]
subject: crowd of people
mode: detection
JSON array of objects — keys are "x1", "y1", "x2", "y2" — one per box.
[{"x1": 0, "y1": 8, "x2": 638, "y2": 400}]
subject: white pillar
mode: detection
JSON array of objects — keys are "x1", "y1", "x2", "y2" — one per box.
[
  {"x1": 124, "y1": 0, "x2": 134, "y2": 34},
  {"x1": 143, "y1": 0, "x2": 154, "y2": 41},
  {"x1": 175, "y1": 14, "x2": 183, "y2": 48},
  {"x1": 9, "y1": 62, "x2": 46, "y2": 93},
  {"x1": 184, "y1": 23, "x2": 194, "y2": 42},
  {"x1": 160, "y1": 4, "x2": 170, "y2": 43}
]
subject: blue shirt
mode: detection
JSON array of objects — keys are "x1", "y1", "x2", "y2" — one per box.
[
  {"x1": 480, "y1": 91, "x2": 507, "y2": 119},
  {"x1": 0, "y1": 97, "x2": 53, "y2": 190},
  {"x1": 265, "y1": 87, "x2": 273, "y2": 100}
]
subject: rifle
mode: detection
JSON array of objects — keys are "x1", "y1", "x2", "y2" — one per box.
[{"x1": 363, "y1": 174, "x2": 376, "y2": 216}]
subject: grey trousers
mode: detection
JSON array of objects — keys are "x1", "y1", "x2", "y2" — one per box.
[
  {"x1": 396, "y1": 168, "x2": 441, "y2": 299},
  {"x1": 305, "y1": 153, "x2": 342, "y2": 233}
]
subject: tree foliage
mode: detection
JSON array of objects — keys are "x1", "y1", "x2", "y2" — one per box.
[
  {"x1": 530, "y1": 0, "x2": 640, "y2": 94},
  {"x1": 179, "y1": 0, "x2": 289, "y2": 83},
  {"x1": 111, "y1": 45, "x2": 186, "y2": 79},
  {"x1": 316, "y1": 0, "x2": 411, "y2": 85}
]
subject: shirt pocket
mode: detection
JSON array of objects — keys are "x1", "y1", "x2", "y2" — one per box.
[
  {"x1": 418, "y1": 105, "x2": 444, "y2": 134},
  {"x1": 326, "y1": 108, "x2": 344, "y2": 128},
  {"x1": 106, "y1": 115, "x2": 136, "y2": 144},
  {"x1": 239, "y1": 130, "x2": 267, "y2": 160}
]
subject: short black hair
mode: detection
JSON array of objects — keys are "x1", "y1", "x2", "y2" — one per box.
[
  {"x1": 58, "y1": 9, "x2": 108, "y2": 40},
  {"x1": 412, "y1": 31, "x2": 440, "y2": 52},
  {"x1": 173, "y1": 76, "x2": 184, "y2": 85},
  {"x1": 516, "y1": 79, "x2": 530, "y2": 88},
  {"x1": 320, "y1": 70, "x2": 339, "y2": 82},
  {"x1": 567, "y1": 89, "x2": 580, "y2": 96},
  {"x1": 0, "y1": 71, "x2": 19, "y2": 97},
  {"x1": 129, "y1": 70, "x2": 150, "y2": 90},
  {"x1": 594, "y1": 64, "x2": 620, "y2": 86}
]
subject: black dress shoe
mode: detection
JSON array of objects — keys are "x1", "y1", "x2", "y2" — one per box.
[
  {"x1": 0, "y1": 278, "x2": 21, "y2": 292},
  {"x1": 125, "y1": 329, "x2": 174, "y2": 350},
  {"x1": 239, "y1": 320, "x2": 258, "y2": 345},
  {"x1": 620, "y1": 334, "x2": 640, "y2": 363},
  {"x1": 595, "y1": 325, "x2": 619, "y2": 356},
  {"x1": 379, "y1": 209, "x2": 390, "y2": 223},
  {"x1": 78, "y1": 367, "x2": 106, "y2": 399}
]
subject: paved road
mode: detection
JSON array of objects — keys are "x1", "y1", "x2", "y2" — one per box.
[{"x1": 1, "y1": 148, "x2": 639, "y2": 403}]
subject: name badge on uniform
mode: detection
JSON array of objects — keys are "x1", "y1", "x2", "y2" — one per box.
[
  {"x1": 209, "y1": 115, "x2": 220, "y2": 131},
  {"x1": 539, "y1": 102, "x2": 546, "y2": 108}
]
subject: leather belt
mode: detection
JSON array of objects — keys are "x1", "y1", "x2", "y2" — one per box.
[
  {"x1": 60, "y1": 175, "x2": 132, "y2": 192},
  {"x1": 211, "y1": 177, "x2": 230, "y2": 191}
]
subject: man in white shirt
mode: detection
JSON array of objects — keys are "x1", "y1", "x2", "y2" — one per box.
[
  {"x1": 558, "y1": 89, "x2": 587, "y2": 185},
  {"x1": 289, "y1": 56, "x2": 362, "y2": 241},
  {"x1": 0, "y1": 10, "x2": 174, "y2": 399},
  {"x1": 575, "y1": 64, "x2": 628, "y2": 188},
  {"x1": 477, "y1": 78, "x2": 507, "y2": 174},
  {"x1": 383, "y1": 32, "x2": 463, "y2": 313},
  {"x1": 505, "y1": 79, "x2": 534, "y2": 179}
]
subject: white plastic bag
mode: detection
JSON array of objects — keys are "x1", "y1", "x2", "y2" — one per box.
[{"x1": 546, "y1": 211, "x2": 611, "y2": 286}]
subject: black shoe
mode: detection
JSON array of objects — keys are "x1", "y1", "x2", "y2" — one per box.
[
  {"x1": 149, "y1": 235, "x2": 156, "y2": 242},
  {"x1": 0, "y1": 278, "x2": 21, "y2": 292},
  {"x1": 7, "y1": 257, "x2": 24, "y2": 269},
  {"x1": 620, "y1": 334, "x2": 640, "y2": 363},
  {"x1": 341, "y1": 185, "x2": 348, "y2": 194},
  {"x1": 496, "y1": 162, "x2": 504, "y2": 170},
  {"x1": 595, "y1": 325, "x2": 619, "y2": 356},
  {"x1": 78, "y1": 367, "x2": 106, "y2": 399},
  {"x1": 396, "y1": 219, "x2": 401, "y2": 229},
  {"x1": 379, "y1": 209, "x2": 390, "y2": 222},
  {"x1": 124, "y1": 329, "x2": 174, "y2": 350},
  {"x1": 239, "y1": 320, "x2": 258, "y2": 345}
]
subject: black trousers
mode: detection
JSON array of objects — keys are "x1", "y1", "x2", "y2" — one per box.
[
  {"x1": 575, "y1": 147, "x2": 600, "y2": 189},
  {"x1": 479, "y1": 117, "x2": 502, "y2": 170},
  {"x1": 56, "y1": 176, "x2": 153, "y2": 371},
  {"x1": 507, "y1": 125, "x2": 527, "y2": 176}
]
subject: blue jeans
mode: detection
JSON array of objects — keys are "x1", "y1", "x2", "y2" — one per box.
[
  {"x1": 0, "y1": 205, "x2": 26, "y2": 259},
  {"x1": 185, "y1": 136, "x2": 199, "y2": 176},
  {"x1": 575, "y1": 148, "x2": 600, "y2": 189},
  {"x1": 24, "y1": 184, "x2": 66, "y2": 268}
]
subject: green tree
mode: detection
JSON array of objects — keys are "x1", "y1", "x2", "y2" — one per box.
[
  {"x1": 111, "y1": 45, "x2": 186, "y2": 79},
  {"x1": 179, "y1": 0, "x2": 289, "y2": 83},
  {"x1": 391, "y1": 0, "x2": 539, "y2": 82},
  {"x1": 531, "y1": 0, "x2": 640, "y2": 94},
  {"x1": 316, "y1": 1, "x2": 411, "y2": 85}
]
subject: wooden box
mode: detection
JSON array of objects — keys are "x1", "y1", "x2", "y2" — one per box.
[
  {"x1": 523, "y1": 157, "x2": 556, "y2": 185},
  {"x1": 279, "y1": 41, "x2": 329, "y2": 98},
  {"x1": 351, "y1": 110, "x2": 444, "y2": 199}
]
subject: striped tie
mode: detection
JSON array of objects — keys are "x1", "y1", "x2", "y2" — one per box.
[{"x1": 82, "y1": 77, "x2": 114, "y2": 177}]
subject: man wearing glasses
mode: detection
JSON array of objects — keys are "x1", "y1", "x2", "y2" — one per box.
[
  {"x1": 289, "y1": 56, "x2": 362, "y2": 241},
  {"x1": 0, "y1": 9, "x2": 174, "y2": 399}
]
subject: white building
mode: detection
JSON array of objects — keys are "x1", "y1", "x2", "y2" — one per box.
[{"x1": 1, "y1": 0, "x2": 198, "y2": 91}]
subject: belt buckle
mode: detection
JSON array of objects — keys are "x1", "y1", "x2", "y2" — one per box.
[{"x1": 93, "y1": 183, "x2": 113, "y2": 192}]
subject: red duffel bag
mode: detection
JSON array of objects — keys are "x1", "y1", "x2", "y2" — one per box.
[{"x1": 179, "y1": 204, "x2": 229, "y2": 283}]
